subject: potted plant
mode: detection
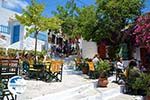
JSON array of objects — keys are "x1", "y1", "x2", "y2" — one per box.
[
  {"x1": 95, "y1": 60, "x2": 110, "y2": 87},
  {"x1": 131, "y1": 73, "x2": 150, "y2": 100},
  {"x1": 80, "y1": 58, "x2": 89, "y2": 74},
  {"x1": 74, "y1": 57, "x2": 82, "y2": 71}
]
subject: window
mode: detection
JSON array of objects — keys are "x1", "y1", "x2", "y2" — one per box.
[{"x1": 0, "y1": 25, "x2": 9, "y2": 34}]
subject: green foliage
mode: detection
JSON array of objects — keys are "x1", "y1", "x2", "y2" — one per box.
[
  {"x1": 76, "y1": 6, "x2": 98, "y2": 41},
  {"x1": 53, "y1": 0, "x2": 78, "y2": 38},
  {"x1": 16, "y1": 0, "x2": 62, "y2": 63},
  {"x1": 95, "y1": 60, "x2": 110, "y2": 73},
  {"x1": 78, "y1": 58, "x2": 89, "y2": 68},
  {"x1": 16, "y1": 0, "x2": 45, "y2": 36},
  {"x1": 131, "y1": 73, "x2": 150, "y2": 95},
  {"x1": 95, "y1": 0, "x2": 144, "y2": 44},
  {"x1": 0, "y1": 47, "x2": 6, "y2": 56},
  {"x1": 0, "y1": 82, "x2": 4, "y2": 94},
  {"x1": 54, "y1": 0, "x2": 144, "y2": 44},
  {"x1": 16, "y1": 0, "x2": 62, "y2": 37},
  {"x1": 54, "y1": 3, "x2": 98, "y2": 40}
]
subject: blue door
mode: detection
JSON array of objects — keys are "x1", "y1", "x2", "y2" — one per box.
[{"x1": 12, "y1": 25, "x2": 20, "y2": 43}]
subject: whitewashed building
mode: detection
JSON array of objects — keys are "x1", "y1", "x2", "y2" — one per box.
[{"x1": 0, "y1": 0, "x2": 47, "y2": 51}]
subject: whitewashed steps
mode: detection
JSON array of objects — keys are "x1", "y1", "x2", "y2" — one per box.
[
  {"x1": 107, "y1": 94, "x2": 143, "y2": 100},
  {"x1": 32, "y1": 82, "x2": 95, "y2": 100},
  {"x1": 66, "y1": 82, "x2": 121, "y2": 100},
  {"x1": 32, "y1": 80, "x2": 121, "y2": 100}
]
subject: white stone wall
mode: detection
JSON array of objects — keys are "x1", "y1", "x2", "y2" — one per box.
[
  {"x1": 0, "y1": 7, "x2": 20, "y2": 47},
  {"x1": 81, "y1": 39, "x2": 97, "y2": 59},
  {"x1": 0, "y1": 7, "x2": 20, "y2": 26}
]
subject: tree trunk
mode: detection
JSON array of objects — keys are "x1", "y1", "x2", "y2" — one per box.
[
  {"x1": 76, "y1": 38, "x2": 81, "y2": 57},
  {"x1": 34, "y1": 31, "x2": 38, "y2": 64}
]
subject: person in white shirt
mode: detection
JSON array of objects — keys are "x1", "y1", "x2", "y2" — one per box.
[
  {"x1": 116, "y1": 57, "x2": 124, "y2": 71},
  {"x1": 92, "y1": 54, "x2": 101, "y2": 65}
]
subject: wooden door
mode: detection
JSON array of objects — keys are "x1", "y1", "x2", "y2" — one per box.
[{"x1": 98, "y1": 43, "x2": 106, "y2": 59}]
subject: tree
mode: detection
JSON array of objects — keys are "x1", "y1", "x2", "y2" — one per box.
[
  {"x1": 95, "y1": 0, "x2": 144, "y2": 58},
  {"x1": 53, "y1": 0, "x2": 82, "y2": 55},
  {"x1": 133, "y1": 12, "x2": 150, "y2": 48},
  {"x1": 53, "y1": 0, "x2": 78, "y2": 38},
  {"x1": 76, "y1": 6, "x2": 99, "y2": 41},
  {"x1": 54, "y1": 0, "x2": 144, "y2": 59},
  {"x1": 16, "y1": 0, "x2": 62, "y2": 64},
  {"x1": 54, "y1": 1, "x2": 98, "y2": 40}
]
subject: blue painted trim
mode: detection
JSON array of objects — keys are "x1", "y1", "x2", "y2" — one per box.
[{"x1": 0, "y1": 25, "x2": 9, "y2": 34}]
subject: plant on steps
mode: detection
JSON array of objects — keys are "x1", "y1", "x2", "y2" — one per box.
[{"x1": 95, "y1": 60, "x2": 110, "y2": 87}]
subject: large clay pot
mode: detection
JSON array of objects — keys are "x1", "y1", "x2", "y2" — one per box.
[{"x1": 97, "y1": 77, "x2": 108, "y2": 87}]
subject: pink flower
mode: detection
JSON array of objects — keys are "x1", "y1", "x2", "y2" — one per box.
[{"x1": 132, "y1": 12, "x2": 150, "y2": 48}]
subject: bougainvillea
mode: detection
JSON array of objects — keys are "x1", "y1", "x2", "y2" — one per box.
[{"x1": 133, "y1": 12, "x2": 150, "y2": 48}]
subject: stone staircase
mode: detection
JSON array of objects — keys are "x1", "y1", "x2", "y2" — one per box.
[
  {"x1": 32, "y1": 77, "x2": 121, "y2": 100},
  {"x1": 32, "y1": 56, "x2": 122, "y2": 100},
  {"x1": 107, "y1": 94, "x2": 143, "y2": 100}
]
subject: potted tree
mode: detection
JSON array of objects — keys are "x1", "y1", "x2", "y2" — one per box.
[
  {"x1": 131, "y1": 73, "x2": 150, "y2": 100},
  {"x1": 95, "y1": 60, "x2": 110, "y2": 87}
]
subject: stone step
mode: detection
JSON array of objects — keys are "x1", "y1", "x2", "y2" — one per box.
[
  {"x1": 107, "y1": 94, "x2": 143, "y2": 100},
  {"x1": 99, "y1": 85, "x2": 121, "y2": 100},
  {"x1": 66, "y1": 82, "x2": 121, "y2": 100},
  {"x1": 31, "y1": 81, "x2": 96, "y2": 100},
  {"x1": 65, "y1": 87, "x2": 100, "y2": 100},
  {"x1": 63, "y1": 69, "x2": 82, "y2": 75},
  {"x1": 32, "y1": 79, "x2": 121, "y2": 100}
]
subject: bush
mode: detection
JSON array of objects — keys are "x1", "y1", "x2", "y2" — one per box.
[
  {"x1": 0, "y1": 47, "x2": 6, "y2": 57},
  {"x1": 131, "y1": 73, "x2": 150, "y2": 96},
  {"x1": 95, "y1": 60, "x2": 110, "y2": 73}
]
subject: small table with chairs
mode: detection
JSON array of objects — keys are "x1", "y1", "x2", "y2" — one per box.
[{"x1": 0, "y1": 58, "x2": 20, "y2": 100}]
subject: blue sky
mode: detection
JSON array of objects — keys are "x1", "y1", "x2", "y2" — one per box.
[
  {"x1": 142, "y1": 0, "x2": 150, "y2": 13},
  {"x1": 1, "y1": 0, "x2": 95, "y2": 17},
  {"x1": 1, "y1": 0, "x2": 150, "y2": 17}
]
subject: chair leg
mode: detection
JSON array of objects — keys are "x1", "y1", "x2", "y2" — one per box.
[
  {"x1": 6, "y1": 95, "x2": 9, "y2": 100},
  {"x1": 60, "y1": 71, "x2": 62, "y2": 82},
  {"x1": 14, "y1": 95, "x2": 17, "y2": 100}
]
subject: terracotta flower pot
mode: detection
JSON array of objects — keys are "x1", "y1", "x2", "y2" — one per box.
[{"x1": 97, "y1": 77, "x2": 108, "y2": 87}]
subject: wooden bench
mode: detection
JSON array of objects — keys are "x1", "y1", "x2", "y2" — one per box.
[{"x1": 0, "y1": 58, "x2": 19, "y2": 100}]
